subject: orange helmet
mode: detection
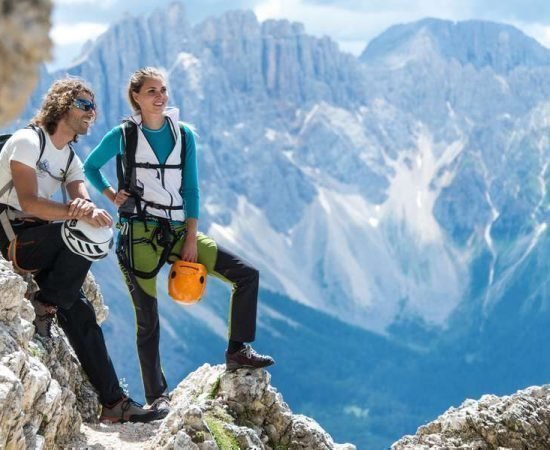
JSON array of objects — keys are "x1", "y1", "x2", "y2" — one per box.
[{"x1": 168, "y1": 261, "x2": 207, "y2": 305}]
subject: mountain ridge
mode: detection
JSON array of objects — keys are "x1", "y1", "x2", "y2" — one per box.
[{"x1": 8, "y1": 4, "x2": 550, "y2": 448}]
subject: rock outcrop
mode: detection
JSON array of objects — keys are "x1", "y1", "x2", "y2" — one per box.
[
  {"x1": 150, "y1": 364, "x2": 355, "y2": 450},
  {"x1": 0, "y1": 0, "x2": 52, "y2": 124},
  {"x1": 392, "y1": 385, "x2": 550, "y2": 449},
  {"x1": 0, "y1": 257, "x2": 104, "y2": 449},
  {"x1": 0, "y1": 257, "x2": 355, "y2": 449}
]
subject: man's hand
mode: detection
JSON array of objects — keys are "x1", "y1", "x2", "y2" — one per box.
[
  {"x1": 67, "y1": 198, "x2": 95, "y2": 219},
  {"x1": 82, "y1": 208, "x2": 113, "y2": 227}
]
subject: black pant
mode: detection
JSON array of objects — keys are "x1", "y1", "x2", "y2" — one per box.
[{"x1": 0, "y1": 221, "x2": 124, "y2": 405}]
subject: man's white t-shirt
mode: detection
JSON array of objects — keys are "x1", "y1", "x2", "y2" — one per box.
[{"x1": 0, "y1": 127, "x2": 85, "y2": 211}]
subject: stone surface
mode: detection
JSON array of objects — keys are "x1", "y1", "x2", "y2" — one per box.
[
  {"x1": 0, "y1": 257, "x2": 103, "y2": 449},
  {"x1": 392, "y1": 385, "x2": 550, "y2": 449},
  {"x1": 1, "y1": 256, "x2": 353, "y2": 449},
  {"x1": 148, "y1": 363, "x2": 356, "y2": 450}
]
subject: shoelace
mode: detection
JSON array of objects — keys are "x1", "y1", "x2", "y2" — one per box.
[
  {"x1": 120, "y1": 397, "x2": 143, "y2": 419},
  {"x1": 243, "y1": 345, "x2": 268, "y2": 359},
  {"x1": 150, "y1": 396, "x2": 170, "y2": 410}
]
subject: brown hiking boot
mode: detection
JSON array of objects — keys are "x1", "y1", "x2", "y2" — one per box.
[
  {"x1": 99, "y1": 396, "x2": 168, "y2": 423},
  {"x1": 30, "y1": 295, "x2": 58, "y2": 337},
  {"x1": 225, "y1": 344, "x2": 275, "y2": 371}
]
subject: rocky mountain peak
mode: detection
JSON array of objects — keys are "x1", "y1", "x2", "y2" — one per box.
[{"x1": 361, "y1": 18, "x2": 550, "y2": 73}]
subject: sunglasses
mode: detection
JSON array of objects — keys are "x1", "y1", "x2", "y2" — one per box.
[{"x1": 73, "y1": 98, "x2": 96, "y2": 112}]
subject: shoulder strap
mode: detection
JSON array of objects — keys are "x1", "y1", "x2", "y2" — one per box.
[
  {"x1": 118, "y1": 120, "x2": 138, "y2": 191},
  {"x1": 0, "y1": 125, "x2": 46, "y2": 200},
  {"x1": 59, "y1": 143, "x2": 76, "y2": 204},
  {"x1": 63, "y1": 145, "x2": 76, "y2": 182},
  {"x1": 27, "y1": 124, "x2": 46, "y2": 163}
]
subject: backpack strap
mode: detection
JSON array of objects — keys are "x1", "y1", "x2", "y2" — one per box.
[
  {"x1": 28, "y1": 124, "x2": 46, "y2": 163},
  {"x1": 0, "y1": 125, "x2": 47, "y2": 199},
  {"x1": 117, "y1": 120, "x2": 144, "y2": 219},
  {"x1": 118, "y1": 120, "x2": 138, "y2": 192},
  {"x1": 60, "y1": 144, "x2": 76, "y2": 204}
]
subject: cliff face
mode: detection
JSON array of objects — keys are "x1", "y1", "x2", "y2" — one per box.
[
  {"x1": 0, "y1": 0, "x2": 51, "y2": 124},
  {"x1": 392, "y1": 385, "x2": 550, "y2": 449},
  {"x1": 0, "y1": 258, "x2": 103, "y2": 449}
]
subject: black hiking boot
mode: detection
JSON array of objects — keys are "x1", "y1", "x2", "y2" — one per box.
[
  {"x1": 225, "y1": 344, "x2": 275, "y2": 371},
  {"x1": 30, "y1": 295, "x2": 58, "y2": 338},
  {"x1": 99, "y1": 396, "x2": 168, "y2": 423}
]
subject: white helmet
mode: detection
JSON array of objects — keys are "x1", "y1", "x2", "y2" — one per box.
[{"x1": 61, "y1": 219, "x2": 114, "y2": 261}]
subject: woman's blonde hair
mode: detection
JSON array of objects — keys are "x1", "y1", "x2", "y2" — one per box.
[
  {"x1": 32, "y1": 78, "x2": 94, "y2": 135},
  {"x1": 127, "y1": 67, "x2": 167, "y2": 113}
]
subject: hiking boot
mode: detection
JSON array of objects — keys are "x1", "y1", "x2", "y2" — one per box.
[
  {"x1": 225, "y1": 344, "x2": 275, "y2": 371},
  {"x1": 30, "y1": 295, "x2": 58, "y2": 338},
  {"x1": 146, "y1": 395, "x2": 170, "y2": 412},
  {"x1": 99, "y1": 396, "x2": 168, "y2": 423}
]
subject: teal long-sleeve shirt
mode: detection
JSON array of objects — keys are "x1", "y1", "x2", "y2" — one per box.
[{"x1": 84, "y1": 120, "x2": 199, "y2": 219}]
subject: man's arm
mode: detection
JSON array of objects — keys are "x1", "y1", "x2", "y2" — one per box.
[
  {"x1": 11, "y1": 160, "x2": 73, "y2": 220},
  {"x1": 12, "y1": 164, "x2": 112, "y2": 226}
]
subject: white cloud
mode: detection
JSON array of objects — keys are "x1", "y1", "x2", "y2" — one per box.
[
  {"x1": 520, "y1": 23, "x2": 550, "y2": 48},
  {"x1": 50, "y1": 22, "x2": 108, "y2": 45},
  {"x1": 253, "y1": 0, "x2": 474, "y2": 53},
  {"x1": 55, "y1": 0, "x2": 113, "y2": 5}
]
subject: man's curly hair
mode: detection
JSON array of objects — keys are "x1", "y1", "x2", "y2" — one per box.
[{"x1": 32, "y1": 78, "x2": 95, "y2": 135}]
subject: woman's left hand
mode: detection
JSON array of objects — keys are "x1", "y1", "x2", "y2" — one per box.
[{"x1": 180, "y1": 234, "x2": 198, "y2": 262}]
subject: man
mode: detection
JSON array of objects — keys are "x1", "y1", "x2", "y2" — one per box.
[{"x1": 0, "y1": 78, "x2": 166, "y2": 424}]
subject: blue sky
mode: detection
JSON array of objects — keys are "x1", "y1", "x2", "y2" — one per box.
[{"x1": 50, "y1": 0, "x2": 550, "y2": 70}]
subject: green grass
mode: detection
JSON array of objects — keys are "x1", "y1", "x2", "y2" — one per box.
[
  {"x1": 205, "y1": 415, "x2": 240, "y2": 450},
  {"x1": 208, "y1": 375, "x2": 222, "y2": 399}
]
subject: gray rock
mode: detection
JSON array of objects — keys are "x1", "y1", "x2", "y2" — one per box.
[
  {"x1": 0, "y1": 257, "x2": 103, "y2": 448},
  {"x1": 392, "y1": 385, "x2": 550, "y2": 449},
  {"x1": 148, "y1": 363, "x2": 355, "y2": 450}
]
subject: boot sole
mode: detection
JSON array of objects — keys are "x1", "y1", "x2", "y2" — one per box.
[
  {"x1": 100, "y1": 409, "x2": 168, "y2": 424},
  {"x1": 225, "y1": 360, "x2": 275, "y2": 371},
  {"x1": 129, "y1": 409, "x2": 169, "y2": 423}
]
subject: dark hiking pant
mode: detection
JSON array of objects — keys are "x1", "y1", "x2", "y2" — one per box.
[
  {"x1": 118, "y1": 219, "x2": 259, "y2": 404},
  {"x1": 0, "y1": 220, "x2": 124, "y2": 405}
]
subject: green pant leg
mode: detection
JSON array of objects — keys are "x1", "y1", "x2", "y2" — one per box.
[
  {"x1": 117, "y1": 220, "x2": 168, "y2": 403},
  {"x1": 170, "y1": 231, "x2": 231, "y2": 283},
  {"x1": 170, "y1": 231, "x2": 258, "y2": 342},
  {"x1": 127, "y1": 221, "x2": 165, "y2": 298}
]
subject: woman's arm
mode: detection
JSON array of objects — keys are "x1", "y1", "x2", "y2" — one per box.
[
  {"x1": 83, "y1": 127, "x2": 123, "y2": 197},
  {"x1": 179, "y1": 126, "x2": 200, "y2": 262},
  {"x1": 181, "y1": 126, "x2": 200, "y2": 220}
]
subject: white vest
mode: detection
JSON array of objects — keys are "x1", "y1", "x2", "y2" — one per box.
[{"x1": 129, "y1": 109, "x2": 184, "y2": 221}]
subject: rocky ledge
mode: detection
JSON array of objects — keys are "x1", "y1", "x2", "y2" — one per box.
[
  {"x1": 148, "y1": 363, "x2": 355, "y2": 450},
  {"x1": 392, "y1": 385, "x2": 550, "y2": 449}
]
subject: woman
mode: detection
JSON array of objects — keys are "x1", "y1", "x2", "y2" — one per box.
[{"x1": 84, "y1": 67, "x2": 274, "y2": 411}]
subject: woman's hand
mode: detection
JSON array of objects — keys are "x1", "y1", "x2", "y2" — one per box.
[
  {"x1": 113, "y1": 189, "x2": 131, "y2": 208},
  {"x1": 180, "y1": 234, "x2": 198, "y2": 262}
]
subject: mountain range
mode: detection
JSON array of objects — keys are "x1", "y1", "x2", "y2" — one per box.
[{"x1": 11, "y1": 4, "x2": 549, "y2": 448}]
